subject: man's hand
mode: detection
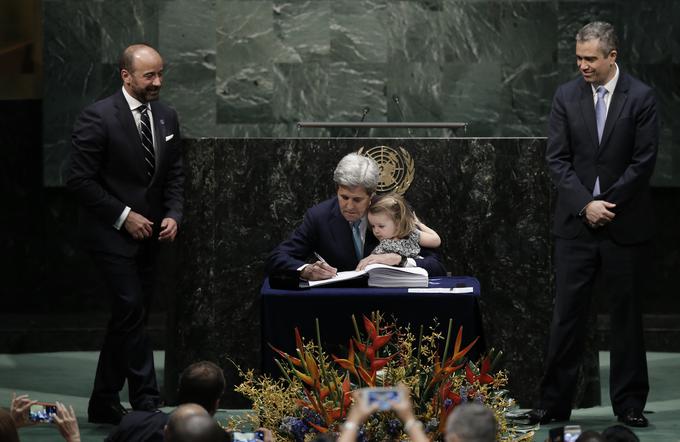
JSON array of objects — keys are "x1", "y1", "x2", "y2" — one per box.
[
  {"x1": 10, "y1": 392, "x2": 37, "y2": 427},
  {"x1": 53, "y1": 401, "x2": 81, "y2": 442},
  {"x1": 300, "y1": 261, "x2": 337, "y2": 281},
  {"x1": 356, "y1": 253, "x2": 401, "y2": 270},
  {"x1": 584, "y1": 200, "x2": 616, "y2": 228},
  {"x1": 124, "y1": 210, "x2": 154, "y2": 240},
  {"x1": 159, "y1": 217, "x2": 178, "y2": 242}
]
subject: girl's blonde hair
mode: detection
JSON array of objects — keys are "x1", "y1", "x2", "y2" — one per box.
[{"x1": 368, "y1": 192, "x2": 416, "y2": 239}]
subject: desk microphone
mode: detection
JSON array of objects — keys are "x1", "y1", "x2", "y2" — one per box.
[
  {"x1": 392, "y1": 95, "x2": 413, "y2": 137},
  {"x1": 354, "y1": 107, "x2": 370, "y2": 136}
]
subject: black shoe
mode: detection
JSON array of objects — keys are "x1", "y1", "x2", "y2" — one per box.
[
  {"x1": 617, "y1": 409, "x2": 648, "y2": 427},
  {"x1": 87, "y1": 401, "x2": 128, "y2": 425},
  {"x1": 526, "y1": 408, "x2": 571, "y2": 425}
]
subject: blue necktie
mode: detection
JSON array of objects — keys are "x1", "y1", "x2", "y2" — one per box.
[
  {"x1": 351, "y1": 221, "x2": 363, "y2": 260},
  {"x1": 593, "y1": 86, "x2": 608, "y2": 196},
  {"x1": 595, "y1": 86, "x2": 608, "y2": 143}
]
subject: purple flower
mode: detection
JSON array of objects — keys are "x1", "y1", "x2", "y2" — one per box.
[
  {"x1": 386, "y1": 418, "x2": 402, "y2": 435},
  {"x1": 302, "y1": 408, "x2": 324, "y2": 426},
  {"x1": 279, "y1": 416, "x2": 309, "y2": 442},
  {"x1": 425, "y1": 419, "x2": 439, "y2": 433}
]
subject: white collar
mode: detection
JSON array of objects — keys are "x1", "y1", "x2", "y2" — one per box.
[
  {"x1": 121, "y1": 86, "x2": 147, "y2": 111},
  {"x1": 591, "y1": 63, "x2": 619, "y2": 96}
]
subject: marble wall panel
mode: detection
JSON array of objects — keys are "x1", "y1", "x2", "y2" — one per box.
[
  {"x1": 43, "y1": 2, "x2": 101, "y2": 186},
  {"x1": 497, "y1": 2, "x2": 558, "y2": 66},
  {"x1": 499, "y1": 62, "x2": 560, "y2": 137},
  {"x1": 441, "y1": 62, "x2": 503, "y2": 135},
  {"x1": 440, "y1": 1, "x2": 502, "y2": 63},
  {"x1": 272, "y1": 62, "x2": 330, "y2": 124},
  {"x1": 618, "y1": 0, "x2": 675, "y2": 65},
  {"x1": 274, "y1": 0, "x2": 330, "y2": 62},
  {"x1": 385, "y1": 1, "x2": 443, "y2": 65},
  {"x1": 330, "y1": 5, "x2": 388, "y2": 63},
  {"x1": 674, "y1": 2, "x2": 680, "y2": 64},
  {"x1": 386, "y1": 62, "x2": 444, "y2": 123},
  {"x1": 99, "y1": 1, "x2": 160, "y2": 63},
  {"x1": 327, "y1": 62, "x2": 387, "y2": 124},
  {"x1": 42, "y1": 1, "x2": 680, "y2": 182},
  {"x1": 158, "y1": 0, "x2": 217, "y2": 138}
]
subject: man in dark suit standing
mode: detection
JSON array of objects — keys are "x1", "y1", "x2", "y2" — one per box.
[
  {"x1": 266, "y1": 153, "x2": 446, "y2": 281},
  {"x1": 68, "y1": 44, "x2": 184, "y2": 424},
  {"x1": 529, "y1": 22, "x2": 658, "y2": 427}
]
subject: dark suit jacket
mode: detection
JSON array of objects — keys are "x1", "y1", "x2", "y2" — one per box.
[
  {"x1": 105, "y1": 410, "x2": 168, "y2": 442},
  {"x1": 545, "y1": 71, "x2": 658, "y2": 245},
  {"x1": 265, "y1": 197, "x2": 447, "y2": 276},
  {"x1": 68, "y1": 89, "x2": 184, "y2": 256}
]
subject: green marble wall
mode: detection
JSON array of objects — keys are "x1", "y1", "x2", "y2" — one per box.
[{"x1": 43, "y1": 1, "x2": 680, "y2": 185}]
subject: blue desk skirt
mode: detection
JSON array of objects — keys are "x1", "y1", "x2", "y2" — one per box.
[{"x1": 260, "y1": 276, "x2": 485, "y2": 377}]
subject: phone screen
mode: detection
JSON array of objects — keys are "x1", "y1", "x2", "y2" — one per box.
[
  {"x1": 230, "y1": 431, "x2": 264, "y2": 442},
  {"x1": 29, "y1": 403, "x2": 58, "y2": 423},
  {"x1": 365, "y1": 388, "x2": 402, "y2": 411},
  {"x1": 563, "y1": 425, "x2": 582, "y2": 442}
]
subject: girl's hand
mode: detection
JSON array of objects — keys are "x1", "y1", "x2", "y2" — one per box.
[{"x1": 356, "y1": 253, "x2": 401, "y2": 270}]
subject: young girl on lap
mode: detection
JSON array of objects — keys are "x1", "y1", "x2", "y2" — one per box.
[{"x1": 367, "y1": 193, "x2": 441, "y2": 263}]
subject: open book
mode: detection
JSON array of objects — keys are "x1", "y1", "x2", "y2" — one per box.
[{"x1": 301, "y1": 264, "x2": 429, "y2": 288}]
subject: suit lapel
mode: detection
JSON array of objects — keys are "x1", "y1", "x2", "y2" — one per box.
[
  {"x1": 600, "y1": 73, "x2": 629, "y2": 150},
  {"x1": 578, "y1": 82, "x2": 600, "y2": 149},
  {"x1": 114, "y1": 91, "x2": 148, "y2": 180},
  {"x1": 329, "y1": 205, "x2": 353, "y2": 250},
  {"x1": 149, "y1": 103, "x2": 165, "y2": 185}
]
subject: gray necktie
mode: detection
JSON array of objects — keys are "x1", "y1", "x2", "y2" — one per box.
[
  {"x1": 351, "y1": 221, "x2": 363, "y2": 260},
  {"x1": 593, "y1": 86, "x2": 608, "y2": 196},
  {"x1": 595, "y1": 86, "x2": 608, "y2": 143}
]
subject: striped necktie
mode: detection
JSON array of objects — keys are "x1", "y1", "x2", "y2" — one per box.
[{"x1": 138, "y1": 104, "x2": 155, "y2": 180}]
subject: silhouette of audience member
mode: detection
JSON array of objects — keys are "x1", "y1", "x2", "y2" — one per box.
[
  {"x1": 106, "y1": 360, "x2": 225, "y2": 442},
  {"x1": 576, "y1": 430, "x2": 606, "y2": 442},
  {"x1": 165, "y1": 407, "x2": 227, "y2": 442},
  {"x1": 0, "y1": 408, "x2": 20, "y2": 442},
  {"x1": 445, "y1": 403, "x2": 497, "y2": 442},
  {"x1": 602, "y1": 424, "x2": 640, "y2": 442}
]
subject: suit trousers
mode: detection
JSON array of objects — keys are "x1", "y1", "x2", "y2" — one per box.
[
  {"x1": 539, "y1": 227, "x2": 650, "y2": 415},
  {"x1": 89, "y1": 241, "x2": 160, "y2": 409}
]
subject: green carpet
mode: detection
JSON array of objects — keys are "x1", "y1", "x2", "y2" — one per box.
[{"x1": 1, "y1": 352, "x2": 678, "y2": 441}]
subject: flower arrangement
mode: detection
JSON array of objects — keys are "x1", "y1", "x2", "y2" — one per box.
[{"x1": 232, "y1": 312, "x2": 524, "y2": 441}]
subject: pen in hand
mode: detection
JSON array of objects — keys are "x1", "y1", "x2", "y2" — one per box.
[{"x1": 313, "y1": 252, "x2": 337, "y2": 277}]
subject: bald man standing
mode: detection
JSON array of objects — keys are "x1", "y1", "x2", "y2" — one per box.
[{"x1": 68, "y1": 44, "x2": 184, "y2": 424}]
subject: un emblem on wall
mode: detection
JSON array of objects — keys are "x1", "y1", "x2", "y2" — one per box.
[{"x1": 358, "y1": 146, "x2": 415, "y2": 195}]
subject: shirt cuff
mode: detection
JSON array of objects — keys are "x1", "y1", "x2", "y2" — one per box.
[
  {"x1": 113, "y1": 206, "x2": 131, "y2": 230},
  {"x1": 405, "y1": 258, "x2": 416, "y2": 267}
]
